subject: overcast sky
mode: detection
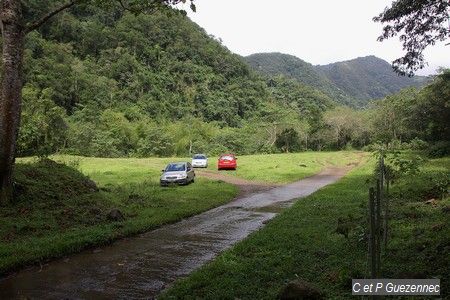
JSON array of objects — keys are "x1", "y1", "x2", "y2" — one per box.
[{"x1": 179, "y1": 0, "x2": 449, "y2": 75}]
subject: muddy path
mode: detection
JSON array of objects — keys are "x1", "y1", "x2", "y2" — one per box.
[
  {"x1": 0, "y1": 166, "x2": 354, "y2": 299},
  {"x1": 195, "y1": 169, "x2": 280, "y2": 197}
]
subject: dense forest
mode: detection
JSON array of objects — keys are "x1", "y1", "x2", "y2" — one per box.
[
  {"x1": 245, "y1": 53, "x2": 427, "y2": 107},
  {"x1": 245, "y1": 53, "x2": 353, "y2": 106},
  {"x1": 16, "y1": 3, "x2": 449, "y2": 158},
  {"x1": 316, "y1": 55, "x2": 427, "y2": 101}
]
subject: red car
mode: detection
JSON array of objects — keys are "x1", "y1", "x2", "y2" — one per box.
[{"x1": 218, "y1": 154, "x2": 237, "y2": 170}]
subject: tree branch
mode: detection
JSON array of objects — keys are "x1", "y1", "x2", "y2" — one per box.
[
  {"x1": 115, "y1": 0, "x2": 168, "y2": 14},
  {"x1": 116, "y1": 0, "x2": 142, "y2": 14},
  {"x1": 117, "y1": 0, "x2": 132, "y2": 12},
  {"x1": 25, "y1": 1, "x2": 77, "y2": 34},
  {"x1": 117, "y1": 0, "x2": 130, "y2": 11}
]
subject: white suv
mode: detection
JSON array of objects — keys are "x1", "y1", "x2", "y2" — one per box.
[{"x1": 192, "y1": 154, "x2": 208, "y2": 168}]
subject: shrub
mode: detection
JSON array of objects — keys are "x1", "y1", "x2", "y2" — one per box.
[
  {"x1": 429, "y1": 171, "x2": 450, "y2": 199},
  {"x1": 427, "y1": 141, "x2": 450, "y2": 158},
  {"x1": 136, "y1": 129, "x2": 175, "y2": 157},
  {"x1": 90, "y1": 131, "x2": 123, "y2": 157},
  {"x1": 407, "y1": 138, "x2": 428, "y2": 150},
  {"x1": 275, "y1": 128, "x2": 301, "y2": 153},
  {"x1": 362, "y1": 142, "x2": 385, "y2": 152},
  {"x1": 391, "y1": 171, "x2": 450, "y2": 201}
]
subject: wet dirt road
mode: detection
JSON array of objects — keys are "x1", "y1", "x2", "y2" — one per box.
[{"x1": 0, "y1": 166, "x2": 351, "y2": 299}]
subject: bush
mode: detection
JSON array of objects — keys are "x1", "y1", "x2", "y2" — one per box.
[
  {"x1": 427, "y1": 141, "x2": 450, "y2": 158},
  {"x1": 136, "y1": 129, "x2": 175, "y2": 157},
  {"x1": 275, "y1": 128, "x2": 301, "y2": 153},
  {"x1": 90, "y1": 131, "x2": 123, "y2": 157},
  {"x1": 391, "y1": 171, "x2": 450, "y2": 201},
  {"x1": 18, "y1": 86, "x2": 68, "y2": 157},
  {"x1": 362, "y1": 142, "x2": 384, "y2": 152},
  {"x1": 429, "y1": 171, "x2": 450, "y2": 199},
  {"x1": 408, "y1": 138, "x2": 428, "y2": 150},
  {"x1": 363, "y1": 139, "x2": 430, "y2": 152},
  {"x1": 389, "y1": 139, "x2": 408, "y2": 150}
]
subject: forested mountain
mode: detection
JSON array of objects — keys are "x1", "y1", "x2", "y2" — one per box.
[
  {"x1": 25, "y1": 5, "x2": 261, "y2": 126},
  {"x1": 19, "y1": 3, "x2": 334, "y2": 157},
  {"x1": 316, "y1": 55, "x2": 427, "y2": 101},
  {"x1": 245, "y1": 53, "x2": 427, "y2": 107},
  {"x1": 14, "y1": 2, "x2": 445, "y2": 158},
  {"x1": 245, "y1": 53, "x2": 352, "y2": 106}
]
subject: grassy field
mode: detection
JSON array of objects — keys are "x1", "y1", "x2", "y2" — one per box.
[
  {"x1": 0, "y1": 159, "x2": 237, "y2": 275},
  {"x1": 54, "y1": 150, "x2": 364, "y2": 185},
  {"x1": 161, "y1": 157, "x2": 450, "y2": 299},
  {"x1": 201, "y1": 151, "x2": 364, "y2": 183},
  {"x1": 1, "y1": 151, "x2": 361, "y2": 275}
]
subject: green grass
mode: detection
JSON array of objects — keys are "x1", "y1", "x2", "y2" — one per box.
[
  {"x1": 161, "y1": 156, "x2": 450, "y2": 299},
  {"x1": 2, "y1": 151, "x2": 362, "y2": 275},
  {"x1": 203, "y1": 151, "x2": 364, "y2": 183},
  {"x1": 0, "y1": 158, "x2": 238, "y2": 275},
  {"x1": 382, "y1": 156, "x2": 450, "y2": 287},
  {"x1": 51, "y1": 151, "x2": 363, "y2": 185}
]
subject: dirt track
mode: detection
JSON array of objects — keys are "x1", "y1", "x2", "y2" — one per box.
[{"x1": 195, "y1": 169, "x2": 280, "y2": 197}]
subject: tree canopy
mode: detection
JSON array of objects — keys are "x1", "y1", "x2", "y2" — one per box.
[
  {"x1": 14, "y1": 3, "x2": 339, "y2": 158},
  {"x1": 0, "y1": 0, "x2": 195, "y2": 203},
  {"x1": 14, "y1": 3, "x2": 450, "y2": 158},
  {"x1": 374, "y1": 0, "x2": 449, "y2": 76}
]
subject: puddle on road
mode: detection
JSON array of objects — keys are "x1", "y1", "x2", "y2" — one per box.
[
  {"x1": 0, "y1": 167, "x2": 350, "y2": 299},
  {"x1": 249, "y1": 198, "x2": 295, "y2": 213},
  {"x1": 252, "y1": 204, "x2": 285, "y2": 213}
]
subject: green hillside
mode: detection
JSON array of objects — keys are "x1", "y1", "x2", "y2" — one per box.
[
  {"x1": 25, "y1": 5, "x2": 260, "y2": 126},
  {"x1": 245, "y1": 53, "x2": 354, "y2": 106},
  {"x1": 245, "y1": 53, "x2": 427, "y2": 107},
  {"x1": 317, "y1": 55, "x2": 427, "y2": 101},
  {"x1": 19, "y1": 3, "x2": 334, "y2": 157},
  {"x1": 17, "y1": 3, "x2": 443, "y2": 158}
]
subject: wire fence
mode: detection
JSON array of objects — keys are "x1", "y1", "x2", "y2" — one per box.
[{"x1": 367, "y1": 156, "x2": 390, "y2": 279}]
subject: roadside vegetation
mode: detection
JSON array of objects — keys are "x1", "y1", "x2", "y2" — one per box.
[
  {"x1": 0, "y1": 158, "x2": 237, "y2": 275},
  {"x1": 161, "y1": 155, "x2": 449, "y2": 299}
]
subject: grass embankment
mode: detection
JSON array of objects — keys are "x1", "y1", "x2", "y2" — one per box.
[
  {"x1": 161, "y1": 157, "x2": 450, "y2": 299},
  {"x1": 202, "y1": 151, "x2": 363, "y2": 183},
  {"x1": 0, "y1": 159, "x2": 237, "y2": 275}
]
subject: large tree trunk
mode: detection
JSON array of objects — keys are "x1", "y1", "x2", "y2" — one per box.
[{"x1": 0, "y1": 0, "x2": 24, "y2": 205}]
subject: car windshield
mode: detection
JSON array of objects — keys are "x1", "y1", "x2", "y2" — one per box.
[
  {"x1": 165, "y1": 163, "x2": 186, "y2": 172},
  {"x1": 220, "y1": 155, "x2": 234, "y2": 161},
  {"x1": 193, "y1": 155, "x2": 206, "y2": 159}
]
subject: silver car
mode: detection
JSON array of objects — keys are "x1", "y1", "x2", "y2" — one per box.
[
  {"x1": 160, "y1": 162, "x2": 195, "y2": 186},
  {"x1": 192, "y1": 154, "x2": 208, "y2": 168}
]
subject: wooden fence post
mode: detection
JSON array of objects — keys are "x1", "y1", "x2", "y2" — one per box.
[
  {"x1": 376, "y1": 180, "x2": 382, "y2": 278},
  {"x1": 368, "y1": 187, "x2": 376, "y2": 279},
  {"x1": 383, "y1": 174, "x2": 390, "y2": 250},
  {"x1": 379, "y1": 157, "x2": 384, "y2": 198}
]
